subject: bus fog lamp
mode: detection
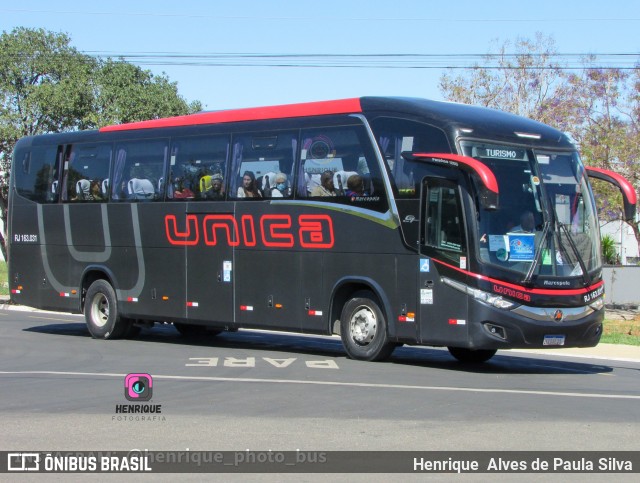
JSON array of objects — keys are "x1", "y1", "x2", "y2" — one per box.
[{"x1": 484, "y1": 323, "x2": 507, "y2": 340}]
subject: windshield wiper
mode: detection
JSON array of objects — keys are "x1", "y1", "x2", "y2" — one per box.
[
  {"x1": 557, "y1": 221, "x2": 590, "y2": 286},
  {"x1": 522, "y1": 221, "x2": 551, "y2": 286}
]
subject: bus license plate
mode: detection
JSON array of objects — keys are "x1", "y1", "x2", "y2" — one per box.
[{"x1": 543, "y1": 335, "x2": 566, "y2": 346}]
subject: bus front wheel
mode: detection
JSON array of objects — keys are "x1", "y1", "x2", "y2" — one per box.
[
  {"x1": 447, "y1": 347, "x2": 497, "y2": 363},
  {"x1": 340, "y1": 292, "x2": 395, "y2": 361},
  {"x1": 84, "y1": 279, "x2": 127, "y2": 340}
]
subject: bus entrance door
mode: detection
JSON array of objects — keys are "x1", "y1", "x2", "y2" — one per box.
[
  {"x1": 185, "y1": 205, "x2": 235, "y2": 327},
  {"x1": 418, "y1": 177, "x2": 469, "y2": 346}
]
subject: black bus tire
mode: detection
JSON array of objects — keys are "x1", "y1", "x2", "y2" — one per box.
[
  {"x1": 447, "y1": 347, "x2": 497, "y2": 363},
  {"x1": 340, "y1": 292, "x2": 395, "y2": 361},
  {"x1": 84, "y1": 279, "x2": 127, "y2": 339}
]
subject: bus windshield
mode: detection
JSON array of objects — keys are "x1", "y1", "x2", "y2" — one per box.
[{"x1": 460, "y1": 141, "x2": 601, "y2": 280}]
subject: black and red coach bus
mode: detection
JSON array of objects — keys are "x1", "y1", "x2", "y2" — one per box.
[{"x1": 8, "y1": 97, "x2": 637, "y2": 362}]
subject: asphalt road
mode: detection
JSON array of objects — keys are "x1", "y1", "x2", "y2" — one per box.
[{"x1": 1, "y1": 307, "x2": 639, "y2": 479}]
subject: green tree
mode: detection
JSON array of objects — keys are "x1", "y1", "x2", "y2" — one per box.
[
  {"x1": 0, "y1": 27, "x2": 202, "y2": 260},
  {"x1": 601, "y1": 234, "x2": 619, "y2": 265},
  {"x1": 0, "y1": 27, "x2": 96, "y2": 260},
  {"x1": 84, "y1": 59, "x2": 202, "y2": 129}
]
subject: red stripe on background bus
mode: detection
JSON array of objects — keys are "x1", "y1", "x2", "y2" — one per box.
[{"x1": 164, "y1": 214, "x2": 335, "y2": 249}]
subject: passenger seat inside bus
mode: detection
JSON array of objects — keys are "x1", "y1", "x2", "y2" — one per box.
[
  {"x1": 128, "y1": 178, "x2": 156, "y2": 200},
  {"x1": 75, "y1": 179, "x2": 91, "y2": 200},
  {"x1": 261, "y1": 172, "x2": 277, "y2": 197},
  {"x1": 101, "y1": 179, "x2": 109, "y2": 198},
  {"x1": 333, "y1": 171, "x2": 358, "y2": 195}
]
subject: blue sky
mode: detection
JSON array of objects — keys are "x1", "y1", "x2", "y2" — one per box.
[{"x1": 2, "y1": 0, "x2": 639, "y2": 111}]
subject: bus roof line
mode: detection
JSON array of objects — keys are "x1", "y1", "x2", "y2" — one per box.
[{"x1": 99, "y1": 98, "x2": 363, "y2": 132}]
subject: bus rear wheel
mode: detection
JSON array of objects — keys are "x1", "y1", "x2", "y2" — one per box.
[
  {"x1": 84, "y1": 279, "x2": 127, "y2": 339},
  {"x1": 340, "y1": 292, "x2": 395, "y2": 361},
  {"x1": 447, "y1": 347, "x2": 497, "y2": 363}
]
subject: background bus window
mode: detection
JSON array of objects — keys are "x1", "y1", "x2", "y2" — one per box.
[
  {"x1": 14, "y1": 144, "x2": 60, "y2": 203},
  {"x1": 370, "y1": 117, "x2": 451, "y2": 198},
  {"x1": 230, "y1": 132, "x2": 297, "y2": 199},
  {"x1": 62, "y1": 143, "x2": 112, "y2": 202},
  {"x1": 167, "y1": 135, "x2": 230, "y2": 201},
  {"x1": 424, "y1": 180, "x2": 466, "y2": 262},
  {"x1": 111, "y1": 140, "x2": 168, "y2": 201},
  {"x1": 298, "y1": 126, "x2": 388, "y2": 211}
]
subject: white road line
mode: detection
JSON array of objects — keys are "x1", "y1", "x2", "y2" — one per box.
[{"x1": 0, "y1": 370, "x2": 638, "y2": 400}]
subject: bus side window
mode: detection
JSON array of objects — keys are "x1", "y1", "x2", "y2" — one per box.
[
  {"x1": 424, "y1": 180, "x2": 466, "y2": 261},
  {"x1": 111, "y1": 140, "x2": 168, "y2": 201},
  {"x1": 62, "y1": 143, "x2": 112, "y2": 202},
  {"x1": 299, "y1": 126, "x2": 388, "y2": 212},
  {"x1": 229, "y1": 132, "x2": 296, "y2": 199},
  {"x1": 370, "y1": 117, "x2": 451, "y2": 199},
  {"x1": 167, "y1": 135, "x2": 229, "y2": 201},
  {"x1": 14, "y1": 145, "x2": 60, "y2": 203}
]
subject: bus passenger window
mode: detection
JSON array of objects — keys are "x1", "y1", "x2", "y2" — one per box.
[
  {"x1": 14, "y1": 145, "x2": 60, "y2": 203},
  {"x1": 299, "y1": 126, "x2": 388, "y2": 212},
  {"x1": 370, "y1": 117, "x2": 451, "y2": 199},
  {"x1": 63, "y1": 143, "x2": 111, "y2": 202},
  {"x1": 111, "y1": 140, "x2": 168, "y2": 201},
  {"x1": 229, "y1": 132, "x2": 296, "y2": 199},
  {"x1": 167, "y1": 135, "x2": 229, "y2": 201}
]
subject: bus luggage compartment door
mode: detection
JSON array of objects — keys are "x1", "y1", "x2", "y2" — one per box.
[{"x1": 185, "y1": 205, "x2": 234, "y2": 326}]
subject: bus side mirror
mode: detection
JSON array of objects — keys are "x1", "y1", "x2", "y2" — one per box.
[
  {"x1": 402, "y1": 152, "x2": 499, "y2": 210},
  {"x1": 585, "y1": 166, "x2": 637, "y2": 222}
]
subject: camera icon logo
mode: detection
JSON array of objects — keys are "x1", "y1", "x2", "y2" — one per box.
[{"x1": 124, "y1": 373, "x2": 153, "y2": 401}]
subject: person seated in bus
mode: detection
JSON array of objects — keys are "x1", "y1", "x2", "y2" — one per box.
[
  {"x1": 269, "y1": 173, "x2": 291, "y2": 198},
  {"x1": 511, "y1": 211, "x2": 535, "y2": 233},
  {"x1": 172, "y1": 177, "x2": 195, "y2": 199},
  {"x1": 89, "y1": 180, "x2": 103, "y2": 201},
  {"x1": 345, "y1": 174, "x2": 365, "y2": 197},
  {"x1": 310, "y1": 170, "x2": 337, "y2": 197},
  {"x1": 201, "y1": 174, "x2": 225, "y2": 200},
  {"x1": 236, "y1": 171, "x2": 262, "y2": 198}
]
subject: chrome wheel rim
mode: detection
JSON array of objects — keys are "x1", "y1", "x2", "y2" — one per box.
[
  {"x1": 349, "y1": 306, "x2": 377, "y2": 345},
  {"x1": 90, "y1": 293, "x2": 109, "y2": 328}
]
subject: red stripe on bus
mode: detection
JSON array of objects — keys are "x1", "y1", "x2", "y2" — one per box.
[
  {"x1": 99, "y1": 98, "x2": 363, "y2": 132},
  {"x1": 431, "y1": 258, "x2": 604, "y2": 296}
]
